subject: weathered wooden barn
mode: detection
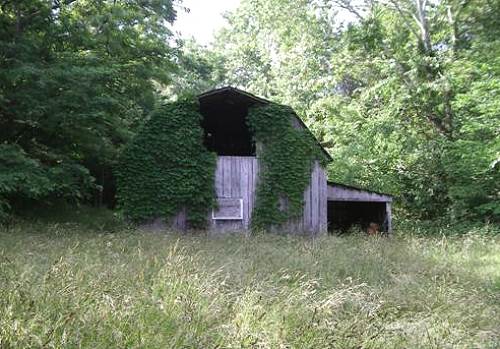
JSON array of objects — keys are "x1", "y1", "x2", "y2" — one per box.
[{"x1": 149, "y1": 86, "x2": 392, "y2": 234}]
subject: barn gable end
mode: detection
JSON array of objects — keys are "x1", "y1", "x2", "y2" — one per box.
[{"x1": 192, "y1": 87, "x2": 330, "y2": 234}]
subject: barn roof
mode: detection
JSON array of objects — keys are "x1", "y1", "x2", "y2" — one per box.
[
  {"x1": 198, "y1": 86, "x2": 269, "y2": 105},
  {"x1": 198, "y1": 87, "x2": 332, "y2": 161}
]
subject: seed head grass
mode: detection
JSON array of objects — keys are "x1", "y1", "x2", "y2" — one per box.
[{"x1": 1, "y1": 223, "x2": 499, "y2": 348}]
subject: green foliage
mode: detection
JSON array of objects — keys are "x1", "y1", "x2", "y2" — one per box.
[
  {"x1": 116, "y1": 99, "x2": 216, "y2": 227},
  {"x1": 1, "y1": 224, "x2": 499, "y2": 347},
  {"x1": 444, "y1": 40, "x2": 500, "y2": 220},
  {"x1": 0, "y1": 144, "x2": 94, "y2": 222},
  {"x1": 213, "y1": 0, "x2": 335, "y2": 112},
  {"x1": 0, "y1": 0, "x2": 177, "y2": 219},
  {"x1": 164, "y1": 39, "x2": 228, "y2": 99},
  {"x1": 209, "y1": 0, "x2": 500, "y2": 222},
  {"x1": 248, "y1": 103, "x2": 328, "y2": 229},
  {"x1": 12, "y1": 202, "x2": 126, "y2": 232}
]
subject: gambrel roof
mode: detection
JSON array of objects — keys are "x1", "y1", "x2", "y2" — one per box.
[{"x1": 198, "y1": 86, "x2": 332, "y2": 161}]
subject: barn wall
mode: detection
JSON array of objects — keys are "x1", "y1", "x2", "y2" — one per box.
[
  {"x1": 173, "y1": 156, "x2": 327, "y2": 234},
  {"x1": 282, "y1": 161, "x2": 327, "y2": 234}
]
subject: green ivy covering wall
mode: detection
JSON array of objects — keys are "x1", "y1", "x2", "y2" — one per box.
[
  {"x1": 116, "y1": 99, "x2": 216, "y2": 227},
  {"x1": 248, "y1": 103, "x2": 328, "y2": 230}
]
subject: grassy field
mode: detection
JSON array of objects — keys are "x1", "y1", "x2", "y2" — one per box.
[{"x1": 1, "y1": 222, "x2": 499, "y2": 348}]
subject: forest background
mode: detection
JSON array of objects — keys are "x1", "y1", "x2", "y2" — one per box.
[{"x1": 1, "y1": 0, "x2": 498, "y2": 226}]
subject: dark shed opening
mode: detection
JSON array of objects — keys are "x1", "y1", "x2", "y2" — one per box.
[
  {"x1": 198, "y1": 87, "x2": 266, "y2": 156},
  {"x1": 328, "y1": 201, "x2": 388, "y2": 232},
  {"x1": 327, "y1": 182, "x2": 392, "y2": 233}
]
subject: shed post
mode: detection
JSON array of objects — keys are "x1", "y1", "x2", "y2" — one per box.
[{"x1": 386, "y1": 202, "x2": 392, "y2": 233}]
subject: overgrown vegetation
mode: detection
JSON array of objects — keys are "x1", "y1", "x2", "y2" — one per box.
[
  {"x1": 1, "y1": 1, "x2": 498, "y2": 345},
  {"x1": 0, "y1": 0, "x2": 177, "y2": 220},
  {"x1": 248, "y1": 104, "x2": 328, "y2": 229},
  {"x1": 116, "y1": 99, "x2": 216, "y2": 227},
  {"x1": 1, "y1": 0, "x2": 498, "y2": 223},
  {"x1": 205, "y1": 0, "x2": 500, "y2": 222},
  {"x1": 1, "y1": 222, "x2": 499, "y2": 348}
]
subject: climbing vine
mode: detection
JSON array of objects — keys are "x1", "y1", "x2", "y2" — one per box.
[
  {"x1": 248, "y1": 103, "x2": 329, "y2": 230},
  {"x1": 116, "y1": 98, "x2": 216, "y2": 228}
]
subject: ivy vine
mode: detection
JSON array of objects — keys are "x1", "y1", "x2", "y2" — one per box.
[
  {"x1": 248, "y1": 103, "x2": 328, "y2": 230},
  {"x1": 116, "y1": 98, "x2": 216, "y2": 228},
  {"x1": 117, "y1": 98, "x2": 326, "y2": 231}
]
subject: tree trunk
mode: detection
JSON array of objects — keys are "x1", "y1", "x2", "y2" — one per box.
[
  {"x1": 415, "y1": 0, "x2": 432, "y2": 53},
  {"x1": 446, "y1": 5, "x2": 458, "y2": 51}
]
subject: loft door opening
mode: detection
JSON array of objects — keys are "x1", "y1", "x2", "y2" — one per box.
[{"x1": 199, "y1": 91, "x2": 256, "y2": 156}]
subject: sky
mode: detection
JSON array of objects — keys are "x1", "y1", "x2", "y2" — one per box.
[{"x1": 173, "y1": 0, "x2": 241, "y2": 45}]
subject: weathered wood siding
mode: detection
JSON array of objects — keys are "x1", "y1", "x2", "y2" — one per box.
[
  {"x1": 283, "y1": 161, "x2": 327, "y2": 234},
  {"x1": 211, "y1": 156, "x2": 259, "y2": 232},
  {"x1": 385, "y1": 202, "x2": 392, "y2": 233},
  {"x1": 172, "y1": 156, "x2": 327, "y2": 234},
  {"x1": 211, "y1": 157, "x2": 327, "y2": 234}
]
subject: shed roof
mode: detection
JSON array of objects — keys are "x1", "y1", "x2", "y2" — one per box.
[
  {"x1": 327, "y1": 181, "x2": 393, "y2": 202},
  {"x1": 197, "y1": 87, "x2": 332, "y2": 161}
]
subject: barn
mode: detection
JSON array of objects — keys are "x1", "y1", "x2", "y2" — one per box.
[{"x1": 119, "y1": 86, "x2": 392, "y2": 234}]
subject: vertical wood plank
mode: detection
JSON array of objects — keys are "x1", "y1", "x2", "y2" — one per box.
[
  {"x1": 250, "y1": 157, "x2": 259, "y2": 220},
  {"x1": 320, "y1": 167, "x2": 328, "y2": 234},
  {"x1": 172, "y1": 207, "x2": 186, "y2": 231},
  {"x1": 223, "y1": 157, "x2": 231, "y2": 198},
  {"x1": 180, "y1": 207, "x2": 186, "y2": 231},
  {"x1": 231, "y1": 157, "x2": 239, "y2": 197},
  {"x1": 211, "y1": 156, "x2": 258, "y2": 233},
  {"x1": 311, "y1": 162, "x2": 319, "y2": 234},
  {"x1": 215, "y1": 157, "x2": 223, "y2": 197},
  {"x1": 236, "y1": 157, "x2": 242, "y2": 197},
  {"x1": 247, "y1": 158, "x2": 253, "y2": 227},
  {"x1": 252, "y1": 157, "x2": 259, "y2": 227},
  {"x1": 386, "y1": 202, "x2": 392, "y2": 233},
  {"x1": 303, "y1": 180, "x2": 311, "y2": 232},
  {"x1": 211, "y1": 159, "x2": 222, "y2": 230},
  {"x1": 241, "y1": 158, "x2": 249, "y2": 229},
  {"x1": 208, "y1": 156, "x2": 266, "y2": 233},
  {"x1": 297, "y1": 202, "x2": 303, "y2": 233},
  {"x1": 247, "y1": 157, "x2": 252, "y2": 229}
]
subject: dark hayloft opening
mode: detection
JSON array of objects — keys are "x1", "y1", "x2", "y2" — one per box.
[
  {"x1": 199, "y1": 92, "x2": 256, "y2": 156},
  {"x1": 327, "y1": 201, "x2": 388, "y2": 233}
]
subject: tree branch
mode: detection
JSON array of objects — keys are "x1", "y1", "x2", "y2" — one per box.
[
  {"x1": 330, "y1": 0, "x2": 365, "y2": 21},
  {"x1": 386, "y1": 0, "x2": 422, "y2": 43},
  {"x1": 52, "y1": 0, "x2": 78, "y2": 11}
]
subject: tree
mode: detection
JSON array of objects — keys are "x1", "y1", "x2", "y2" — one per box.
[
  {"x1": 163, "y1": 39, "x2": 227, "y2": 99},
  {"x1": 211, "y1": 0, "x2": 499, "y2": 221},
  {"x1": 0, "y1": 0, "x2": 178, "y2": 219},
  {"x1": 213, "y1": 0, "x2": 339, "y2": 112}
]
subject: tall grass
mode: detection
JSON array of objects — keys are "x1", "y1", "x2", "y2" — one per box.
[{"x1": 1, "y1": 223, "x2": 499, "y2": 348}]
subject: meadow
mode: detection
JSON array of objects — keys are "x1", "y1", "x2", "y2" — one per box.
[{"x1": 1, "y1": 220, "x2": 499, "y2": 348}]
